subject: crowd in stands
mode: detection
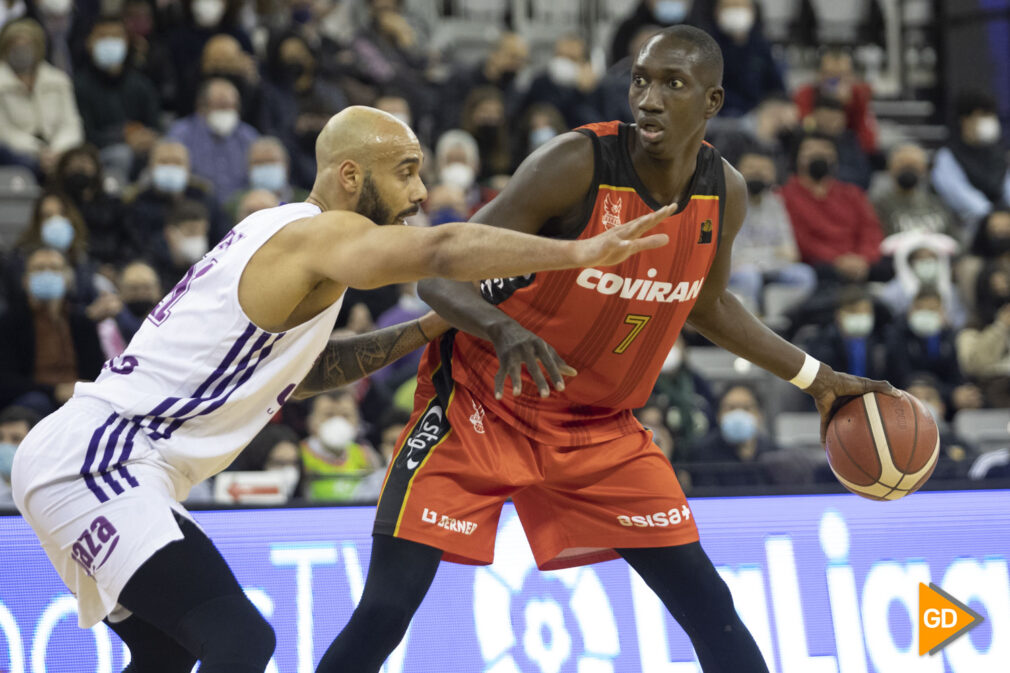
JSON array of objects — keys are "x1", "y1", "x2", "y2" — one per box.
[{"x1": 2, "y1": 0, "x2": 1010, "y2": 507}]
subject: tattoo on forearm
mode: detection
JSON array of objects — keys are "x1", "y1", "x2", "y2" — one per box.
[{"x1": 295, "y1": 320, "x2": 429, "y2": 397}]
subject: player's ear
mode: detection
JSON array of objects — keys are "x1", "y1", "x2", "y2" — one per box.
[
  {"x1": 337, "y1": 160, "x2": 362, "y2": 194},
  {"x1": 705, "y1": 87, "x2": 724, "y2": 119}
]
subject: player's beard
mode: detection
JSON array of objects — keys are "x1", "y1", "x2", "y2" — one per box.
[{"x1": 355, "y1": 173, "x2": 394, "y2": 225}]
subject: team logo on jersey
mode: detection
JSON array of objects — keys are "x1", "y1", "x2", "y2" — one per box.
[
  {"x1": 469, "y1": 400, "x2": 486, "y2": 434},
  {"x1": 400, "y1": 404, "x2": 449, "y2": 470},
  {"x1": 616, "y1": 505, "x2": 692, "y2": 528},
  {"x1": 601, "y1": 192, "x2": 624, "y2": 229},
  {"x1": 697, "y1": 219, "x2": 713, "y2": 244},
  {"x1": 70, "y1": 516, "x2": 120, "y2": 577},
  {"x1": 577, "y1": 268, "x2": 704, "y2": 304},
  {"x1": 421, "y1": 507, "x2": 478, "y2": 535}
]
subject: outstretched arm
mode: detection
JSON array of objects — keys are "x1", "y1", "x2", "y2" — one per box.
[
  {"x1": 687, "y1": 160, "x2": 898, "y2": 441},
  {"x1": 292, "y1": 312, "x2": 449, "y2": 400}
]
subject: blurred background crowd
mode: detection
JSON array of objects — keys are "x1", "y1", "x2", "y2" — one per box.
[{"x1": 1, "y1": 0, "x2": 1010, "y2": 507}]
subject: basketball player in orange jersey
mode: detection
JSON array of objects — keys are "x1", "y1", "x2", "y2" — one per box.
[{"x1": 317, "y1": 26, "x2": 897, "y2": 673}]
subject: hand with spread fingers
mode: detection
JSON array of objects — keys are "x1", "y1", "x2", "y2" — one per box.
[
  {"x1": 487, "y1": 321, "x2": 577, "y2": 400},
  {"x1": 576, "y1": 202, "x2": 676, "y2": 268}
]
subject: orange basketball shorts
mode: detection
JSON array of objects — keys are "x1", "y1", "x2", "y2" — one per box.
[{"x1": 373, "y1": 341, "x2": 699, "y2": 570}]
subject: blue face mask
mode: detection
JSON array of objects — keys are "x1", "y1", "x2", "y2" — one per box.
[
  {"x1": 40, "y1": 215, "x2": 75, "y2": 251},
  {"x1": 92, "y1": 37, "x2": 127, "y2": 71},
  {"x1": 529, "y1": 126, "x2": 557, "y2": 150},
  {"x1": 28, "y1": 270, "x2": 67, "y2": 301},
  {"x1": 720, "y1": 408, "x2": 758, "y2": 443},
  {"x1": 152, "y1": 164, "x2": 188, "y2": 194},
  {"x1": 0, "y1": 442, "x2": 16, "y2": 480},
  {"x1": 249, "y1": 163, "x2": 287, "y2": 192},
  {"x1": 654, "y1": 0, "x2": 689, "y2": 24}
]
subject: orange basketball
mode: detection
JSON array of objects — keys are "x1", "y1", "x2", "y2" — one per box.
[{"x1": 825, "y1": 391, "x2": 939, "y2": 500}]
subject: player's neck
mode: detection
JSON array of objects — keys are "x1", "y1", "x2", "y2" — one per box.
[{"x1": 629, "y1": 134, "x2": 704, "y2": 206}]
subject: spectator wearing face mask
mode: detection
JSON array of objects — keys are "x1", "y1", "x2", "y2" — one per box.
[
  {"x1": 167, "y1": 77, "x2": 260, "y2": 206},
  {"x1": 226, "y1": 137, "x2": 309, "y2": 221},
  {"x1": 121, "y1": 0, "x2": 173, "y2": 107},
  {"x1": 781, "y1": 133, "x2": 883, "y2": 284},
  {"x1": 513, "y1": 103, "x2": 567, "y2": 168},
  {"x1": 707, "y1": 93, "x2": 800, "y2": 182},
  {"x1": 794, "y1": 47, "x2": 878, "y2": 154},
  {"x1": 650, "y1": 337, "x2": 717, "y2": 449},
  {"x1": 124, "y1": 140, "x2": 227, "y2": 253},
  {"x1": 728, "y1": 148, "x2": 816, "y2": 312},
  {"x1": 198, "y1": 34, "x2": 260, "y2": 124},
  {"x1": 686, "y1": 385, "x2": 783, "y2": 487},
  {"x1": 883, "y1": 288, "x2": 982, "y2": 414},
  {"x1": 971, "y1": 208, "x2": 1010, "y2": 261},
  {"x1": 441, "y1": 31, "x2": 529, "y2": 137},
  {"x1": 73, "y1": 14, "x2": 160, "y2": 177},
  {"x1": 113, "y1": 260, "x2": 162, "y2": 341},
  {"x1": 805, "y1": 285, "x2": 887, "y2": 380},
  {"x1": 958, "y1": 264, "x2": 1010, "y2": 406},
  {"x1": 285, "y1": 96, "x2": 333, "y2": 191},
  {"x1": 0, "y1": 247, "x2": 104, "y2": 413},
  {"x1": 807, "y1": 94, "x2": 871, "y2": 190},
  {"x1": 524, "y1": 35, "x2": 602, "y2": 130},
  {"x1": 150, "y1": 199, "x2": 211, "y2": 288},
  {"x1": 166, "y1": 0, "x2": 252, "y2": 118},
  {"x1": 932, "y1": 91, "x2": 1010, "y2": 229},
  {"x1": 461, "y1": 86, "x2": 513, "y2": 180},
  {"x1": 50, "y1": 144, "x2": 135, "y2": 268},
  {"x1": 873, "y1": 143, "x2": 957, "y2": 238},
  {"x1": 0, "y1": 18, "x2": 83, "y2": 174},
  {"x1": 708, "y1": 0, "x2": 785, "y2": 118},
  {"x1": 0, "y1": 405, "x2": 40, "y2": 507},
  {"x1": 300, "y1": 389, "x2": 382, "y2": 502},
  {"x1": 11, "y1": 191, "x2": 106, "y2": 308},
  {"x1": 879, "y1": 232, "x2": 966, "y2": 329},
  {"x1": 433, "y1": 129, "x2": 493, "y2": 215},
  {"x1": 610, "y1": 0, "x2": 699, "y2": 66},
  {"x1": 228, "y1": 423, "x2": 303, "y2": 502}
]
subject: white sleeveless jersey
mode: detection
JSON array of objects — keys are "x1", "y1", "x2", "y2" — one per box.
[{"x1": 73, "y1": 202, "x2": 342, "y2": 489}]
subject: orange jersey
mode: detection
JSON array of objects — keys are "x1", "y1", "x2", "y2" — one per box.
[{"x1": 447, "y1": 120, "x2": 727, "y2": 445}]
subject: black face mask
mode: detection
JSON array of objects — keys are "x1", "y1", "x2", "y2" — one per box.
[
  {"x1": 990, "y1": 236, "x2": 1010, "y2": 256},
  {"x1": 896, "y1": 169, "x2": 920, "y2": 190},
  {"x1": 806, "y1": 156, "x2": 833, "y2": 181},
  {"x1": 63, "y1": 172, "x2": 95, "y2": 201},
  {"x1": 126, "y1": 300, "x2": 157, "y2": 318},
  {"x1": 497, "y1": 69, "x2": 518, "y2": 87},
  {"x1": 283, "y1": 61, "x2": 307, "y2": 82},
  {"x1": 473, "y1": 123, "x2": 499, "y2": 147},
  {"x1": 746, "y1": 179, "x2": 770, "y2": 196}
]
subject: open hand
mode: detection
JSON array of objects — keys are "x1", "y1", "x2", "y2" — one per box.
[
  {"x1": 487, "y1": 320, "x2": 577, "y2": 399},
  {"x1": 577, "y1": 203, "x2": 675, "y2": 268},
  {"x1": 805, "y1": 364, "x2": 900, "y2": 445}
]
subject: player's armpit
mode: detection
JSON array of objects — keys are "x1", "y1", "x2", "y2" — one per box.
[{"x1": 292, "y1": 312, "x2": 449, "y2": 399}]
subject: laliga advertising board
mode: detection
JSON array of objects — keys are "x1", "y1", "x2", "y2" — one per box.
[{"x1": 0, "y1": 490, "x2": 1007, "y2": 673}]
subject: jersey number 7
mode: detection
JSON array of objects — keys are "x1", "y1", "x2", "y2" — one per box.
[{"x1": 613, "y1": 314, "x2": 651, "y2": 354}]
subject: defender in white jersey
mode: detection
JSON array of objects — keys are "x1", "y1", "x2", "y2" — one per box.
[{"x1": 11, "y1": 106, "x2": 673, "y2": 671}]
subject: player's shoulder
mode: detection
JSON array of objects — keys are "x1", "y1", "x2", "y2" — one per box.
[
  {"x1": 507, "y1": 130, "x2": 596, "y2": 197},
  {"x1": 719, "y1": 155, "x2": 747, "y2": 200}
]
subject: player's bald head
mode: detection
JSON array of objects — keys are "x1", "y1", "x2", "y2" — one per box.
[
  {"x1": 315, "y1": 105, "x2": 420, "y2": 171},
  {"x1": 638, "y1": 25, "x2": 723, "y2": 88}
]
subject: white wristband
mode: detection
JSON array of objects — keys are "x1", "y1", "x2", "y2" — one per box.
[{"x1": 789, "y1": 354, "x2": 821, "y2": 389}]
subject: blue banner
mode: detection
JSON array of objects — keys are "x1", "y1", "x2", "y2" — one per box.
[{"x1": 1, "y1": 490, "x2": 1007, "y2": 673}]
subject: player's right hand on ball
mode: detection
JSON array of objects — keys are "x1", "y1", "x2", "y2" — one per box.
[
  {"x1": 576, "y1": 202, "x2": 675, "y2": 268},
  {"x1": 487, "y1": 320, "x2": 577, "y2": 399}
]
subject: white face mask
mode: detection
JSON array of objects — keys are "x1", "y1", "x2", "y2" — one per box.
[
  {"x1": 206, "y1": 109, "x2": 239, "y2": 136},
  {"x1": 318, "y1": 416, "x2": 356, "y2": 453},
  {"x1": 547, "y1": 56, "x2": 580, "y2": 87},
  {"x1": 717, "y1": 7, "x2": 755, "y2": 36},
  {"x1": 912, "y1": 258, "x2": 940, "y2": 283},
  {"x1": 192, "y1": 0, "x2": 226, "y2": 28},
  {"x1": 841, "y1": 312, "x2": 874, "y2": 337},
  {"x1": 439, "y1": 162, "x2": 476, "y2": 190},
  {"x1": 975, "y1": 116, "x2": 1002, "y2": 144},
  {"x1": 661, "y1": 345, "x2": 683, "y2": 373},
  {"x1": 40, "y1": 0, "x2": 72, "y2": 16},
  {"x1": 176, "y1": 234, "x2": 209, "y2": 263},
  {"x1": 908, "y1": 309, "x2": 943, "y2": 337}
]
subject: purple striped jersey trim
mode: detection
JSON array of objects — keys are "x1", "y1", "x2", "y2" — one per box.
[
  {"x1": 157, "y1": 332, "x2": 284, "y2": 440},
  {"x1": 114, "y1": 424, "x2": 142, "y2": 488},
  {"x1": 95, "y1": 417, "x2": 130, "y2": 496},
  {"x1": 143, "y1": 322, "x2": 258, "y2": 434},
  {"x1": 81, "y1": 413, "x2": 119, "y2": 502}
]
